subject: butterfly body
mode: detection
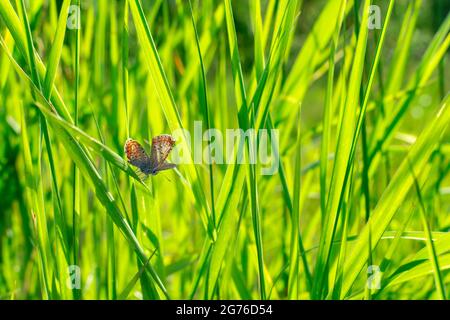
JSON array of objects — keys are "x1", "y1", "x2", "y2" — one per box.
[{"x1": 124, "y1": 134, "x2": 176, "y2": 177}]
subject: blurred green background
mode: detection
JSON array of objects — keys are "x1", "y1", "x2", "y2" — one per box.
[{"x1": 0, "y1": 0, "x2": 449, "y2": 300}]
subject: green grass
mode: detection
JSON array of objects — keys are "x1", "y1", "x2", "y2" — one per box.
[{"x1": 0, "y1": 0, "x2": 449, "y2": 300}]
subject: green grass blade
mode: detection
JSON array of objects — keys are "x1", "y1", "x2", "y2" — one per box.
[
  {"x1": 188, "y1": 0, "x2": 216, "y2": 227},
  {"x1": 341, "y1": 94, "x2": 450, "y2": 297},
  {"x1": 128, "y1": 0, "x2": 213, "y2": 238},
  {"x1": 42, "y1": 0, "x2": 71, "y2": 99},
  {"x1": 0, "y1": 36, "x2": 170, "y2": 299},
  {"x1": 409, "y1": 161, "x2": 447, "y2": 299},
  {"x1": 312, "y1": 0, "x2": 371, "y2": 299}
]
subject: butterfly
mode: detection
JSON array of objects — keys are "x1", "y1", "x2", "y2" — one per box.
[{"x1": 124, "y1": 134, "x2": 176, "y2": 177}]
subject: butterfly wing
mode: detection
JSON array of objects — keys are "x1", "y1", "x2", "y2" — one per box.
[
  {"x1": 150, "y1": 134, "x2": 176, "y2": 173},
  {"x1": 124, "y1": 139, "x2": 152, "y2": 175},
  {"x1": 155, "y1": 162, "x2": 176, "y2": 174}
]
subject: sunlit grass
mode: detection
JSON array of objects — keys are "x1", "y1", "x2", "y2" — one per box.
[{"x1": 0, "y1": 0, "x2": 449, "y2": 300}]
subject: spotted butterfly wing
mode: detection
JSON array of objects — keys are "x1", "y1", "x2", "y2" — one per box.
[
  {"x1": 124, "y1": 139, "x2": 152, "y2": 176},
  {"x1": 150, "y1": 134, "x2": 176, "y2": 174},
  {"x1": 155, "y1": 162, "x2": 176, "y2": 172}
]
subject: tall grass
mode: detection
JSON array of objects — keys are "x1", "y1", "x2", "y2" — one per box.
[{"x1": 0, "y1": 0, "x2": 449, "y2": 300}]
